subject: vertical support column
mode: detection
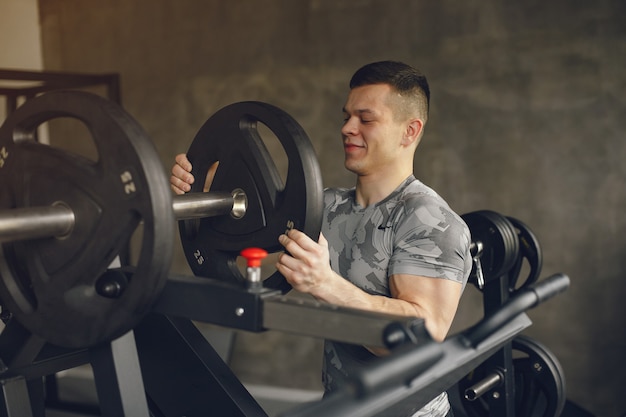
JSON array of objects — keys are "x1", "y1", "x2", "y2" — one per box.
[
  {"x1": 481, "y1": 274, "x2": 516, "y2": 417},
  {"x1": 90, "y1": 331, "x2": 150, "y2": 417},
  {"x1": 134, "y1": 314, "x2": 267, "y2": 417},
  {"x1": 25, "y1": 379, "x2": 44, "y2": 417},
  {"x1": 0, "y1": 376, "x2": 34, "y2": 417},
  {"x1": 0, "y1": 321, "x2": 46, "y2": 417}
]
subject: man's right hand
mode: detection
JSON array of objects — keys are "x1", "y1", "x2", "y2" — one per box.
[{"x1": 170, "y1": 153, "x2": 195, "y2": 194}]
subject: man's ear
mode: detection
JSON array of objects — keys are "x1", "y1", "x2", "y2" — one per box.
[{"x1": 402, "y1": 118, "x2": 424, "y2": 147}]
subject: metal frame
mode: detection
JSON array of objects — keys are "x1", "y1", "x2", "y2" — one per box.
[
  {"x1": 0, "y1": 69, "x2": 120, "y2": 116},
  {"x1": 0, "y1": 271, "x2": 567, "y2": 417},
  {"x1": 0, "y1": 273, "x2": 428, "y2": 417}
]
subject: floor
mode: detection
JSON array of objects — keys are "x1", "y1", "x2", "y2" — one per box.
[
  {"x1": 21, "y1": 323, "x2": 322, "y2": 417},
  {"x1": 44, "y1": 367, "x2": 322, "y2": 417}
]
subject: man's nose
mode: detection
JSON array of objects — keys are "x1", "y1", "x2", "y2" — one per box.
[{"x1": 341, "y1": 117, "x2": 357, "y2": 136}]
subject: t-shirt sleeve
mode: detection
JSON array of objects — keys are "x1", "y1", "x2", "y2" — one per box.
[{"x1": 387, "y1": 195, "x2": 471, "y2": 284}]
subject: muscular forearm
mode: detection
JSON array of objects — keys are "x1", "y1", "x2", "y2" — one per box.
[
  {"x1": 311, "y1": 273, "x2": 409, "y2": 315},
  {"x1": 309, "y1": 273, "x2": 454, "y2": 342}
]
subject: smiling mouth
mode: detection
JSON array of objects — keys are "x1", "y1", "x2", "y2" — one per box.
[{"x1": 344, "y1": 143, "x2": 363, "y2": 152}]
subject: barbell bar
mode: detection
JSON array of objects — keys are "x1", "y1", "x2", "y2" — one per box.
[{"x1": 0, "y1": 189, "x2": 248, "y2": 243}]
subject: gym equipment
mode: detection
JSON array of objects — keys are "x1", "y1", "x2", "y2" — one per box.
[
  {"x1": 134, "y1": 254, "x2": 434, "y2": 417},
  {"x1": 0, "y1": 90, "x2": 175, "y2": 349},
  {"x1": 460, "y1": 336, "x2": 566, "y2": 417},
  {"x1": 506, "y1": 216, "x2": 542, "y2": 291},
  {"x1": 463, "y1": 210, "x2": 520, "y2": 290},
  {"x1": 455, "y1": 210, "x2": 566, "y2": 417},
  {"x1": 0, "y1": 94, "x2": 321, "y2": 349},
  {"x1": 281, "y1": 273, "x2": 570, "y2": 417},
  {"x1": 179, "y1": 101, "x2": 323, "y2": 293},
  {"x1": 147, "y1": 209, "x2": 568, "y2": 417},
  {"x1": 463, "y1": 211, "x2": 543, "y2": 295}
]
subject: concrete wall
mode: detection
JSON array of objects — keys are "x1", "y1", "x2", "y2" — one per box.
[
  {"x1": 0, "y1": 0, "x2": 44, "y2": 118},
  {"x1": 0, "y1": 0, "x2": 43, "y2": 69},
  {"x1": 10, "y1": 0, "x2": 626, "y2": 415}
]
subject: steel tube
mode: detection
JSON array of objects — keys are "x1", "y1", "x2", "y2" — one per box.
[
  {"x1": 0, "y1": 189, "x2": 248, "y2": 243},
  {"x1": 464, "y1": 370, "x2": 503, "y2": 401},
  {"x1": 171, "y1": 189, "x2": 247, "y2": 220},
  {"x1": 0, "y1": 204, "x2": 74, "y2": 242},
  {"x1": 462, "y1": 273, "x2": 570, "y2": 347}
]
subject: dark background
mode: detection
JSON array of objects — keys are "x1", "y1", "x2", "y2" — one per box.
[{"x1": 30, "y1": 1, "x2": 626, "y2": 415}]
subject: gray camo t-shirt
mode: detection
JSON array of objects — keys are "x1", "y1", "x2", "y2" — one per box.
[{"x1": 321, "y1": 175, "x2": 471, "y2": 417}]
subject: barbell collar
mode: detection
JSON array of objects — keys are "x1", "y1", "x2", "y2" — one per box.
[{"x1": 0, "y1": 190, "x2": 247, "y2": 242}]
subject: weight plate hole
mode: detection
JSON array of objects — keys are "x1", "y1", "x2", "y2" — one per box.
[
  {"x1": 37, "y1": 118, "x2": 99, "y2": 163},
  {"x1": 202, "y1": 161, "x2": 220, "y2": 193},
  {"x1": 252, "y1": 121, "x2": 288, "y2": 191}
]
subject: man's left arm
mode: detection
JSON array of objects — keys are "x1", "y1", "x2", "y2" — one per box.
[
  {"x1": 389, "y1": 273, "x2": 463, "y2": 341},
  {"x1": 276, "y1": 230, "x2": 463, "y2": 342}
]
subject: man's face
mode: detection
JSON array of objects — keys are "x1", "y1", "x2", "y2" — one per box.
[{"x1": 341, "y1": 83, "x2": 408, "y2": 176}]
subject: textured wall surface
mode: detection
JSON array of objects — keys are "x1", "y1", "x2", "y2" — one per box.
[{"x1": 36, "y1": 1, "x2": 626, "y2": 415}]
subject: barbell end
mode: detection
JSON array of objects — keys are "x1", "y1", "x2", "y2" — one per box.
[
  {"x1": 171, "y1": 189, "x2": 248, "y2": 220},
  {"x1": 464, "y1": 369, "x2": 504, "y2": 401},
  {"x1": 0, "y1": 203, "x2": 75, "y2": 242}
]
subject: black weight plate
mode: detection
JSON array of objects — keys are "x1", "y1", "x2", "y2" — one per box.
[
  {"x1": 513, "y1": 336, "x2": 566, "y2": 417},
  {"x1": 506, "y1": 217, "x2": 543, "y2": 292},
  {"x1": 179, "y1": 102, "x2": 323, "y2": 293},
  {"x1": 458, "y1": 335, "x2": 566, "y2": 417},
  {"x1": 462, "y1": 210, "x2": 520, "y2": 288},
  {"x1": 0, "y1": 91, "x2": 174, "y2": 348}
]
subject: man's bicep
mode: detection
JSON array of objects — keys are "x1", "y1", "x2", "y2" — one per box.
[{"x1": 389, "y1": 274, "x2": 463, "y2": 341}]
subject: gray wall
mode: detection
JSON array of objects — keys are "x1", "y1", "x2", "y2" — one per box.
[{"x1": 37, "y1": 1, "x2": 626, "y2": 415}]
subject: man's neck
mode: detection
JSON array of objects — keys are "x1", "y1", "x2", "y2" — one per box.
[{"x1": 354, "y1": 170, "x2": 413, "y2": 207}]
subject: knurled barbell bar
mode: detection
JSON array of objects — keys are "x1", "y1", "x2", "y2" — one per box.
[
  {"x1": 0, "y1": 190, "x2": 248, "y2": 242},
  {"x1": 0, "y1": 91, "x2": 323, "y2": 349}
]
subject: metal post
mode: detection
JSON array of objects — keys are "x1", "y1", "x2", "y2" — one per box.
[
  {"x1": 480, "y1": 274, "x2": 516, "y2": 417},
  {"x1": 0, "y1": 376, "x2": 34, "y2": 417},
  {"x1": 90, "y1": 331, "x2": 150, "y2": 417}
]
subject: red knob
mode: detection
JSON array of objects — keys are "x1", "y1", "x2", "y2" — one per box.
[{"x1": 240, "y1": 247, "x2": 268, "y2": 267}]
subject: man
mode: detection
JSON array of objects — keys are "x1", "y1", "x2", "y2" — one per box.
[{"x1": 171, "y1": 61, "x2": 471, "y2": 417}]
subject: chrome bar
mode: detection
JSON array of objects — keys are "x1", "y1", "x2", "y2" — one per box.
[
  {"x1": 0, "y1": 204, "x2": 74, "y2": 242},
  {"x1": 171, "y1": 189, "x2": 247, "y2": 220},
  {"x1": 464, "y1": 370, "x2": 503, "y2": 401},
  {"x1": 0, "y1": 189, "x2": 248, "y2": 243}
]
